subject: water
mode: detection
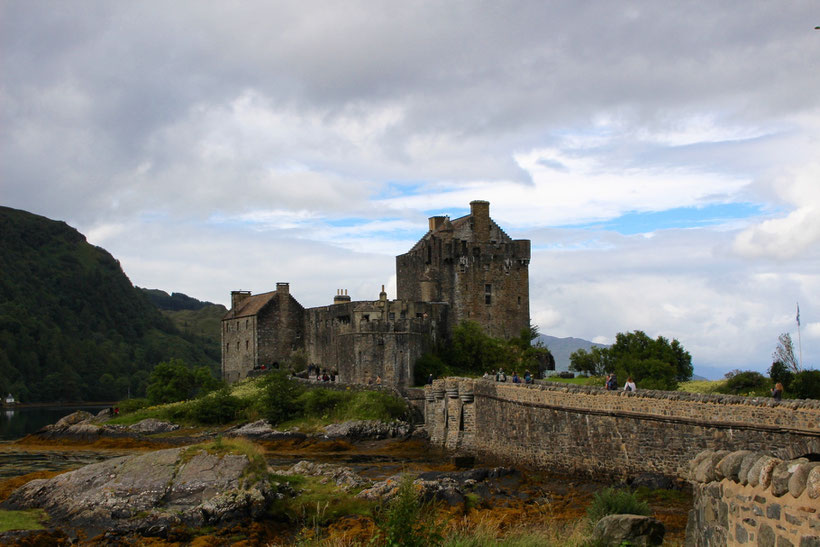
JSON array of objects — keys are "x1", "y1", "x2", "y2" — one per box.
[{"x1": 0, "y1": 405, "x2": 111, "y2": 441}]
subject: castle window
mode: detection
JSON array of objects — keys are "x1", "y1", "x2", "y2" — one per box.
[
  {"x1": 362, "y1": 314, "x2": 370, "y2": 322},
  {"x1": 246, "y1": 340, "x2": 249, "y2": 350},
  {"x1": 226, "y1": 343, "x2": 229, "y2": 353},
  {"x1": 236, "y1": 341, "x2": 239, "y2": 350},
  {"x1": 426, "y1": 246, "x2": 431, "y2": 264},
  {"x1": 245, "y1": 319, "x2": 248, "y2": 329},
  {"x1": 388, "y1": 312, "x2": 395, "y2": 320},
  {"x1": 485, "y1": 284, "x2": 492, "y2": 305}
]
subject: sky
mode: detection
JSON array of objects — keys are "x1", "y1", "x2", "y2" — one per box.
[{"x1": 2, "y1": 2, "x2": 819, "y2": 379}]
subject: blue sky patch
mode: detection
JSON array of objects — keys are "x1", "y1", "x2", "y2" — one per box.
[{"x1": 572, "y1": 203, "x2": 764, "y2": 235}]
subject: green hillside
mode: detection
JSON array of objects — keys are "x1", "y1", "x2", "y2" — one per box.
[
  {"x1": 0, "y1": 206, "x2": 219, "y2": 403},
  {"x1": 139, "y1": 288, "x2": 226, "y2": 356}
]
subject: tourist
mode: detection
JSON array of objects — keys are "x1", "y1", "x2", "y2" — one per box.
[
  {"x1": 771, "y1": 382, "x2": 783, "y2": 401},
  {"x1": 496, "y1": 369, "x2": 507, "y2": 382},
  {"x1": 624, "y1": 376, "x2": 636, "y2": 392},
  {"x1": 512, "y1": 371, "x2": 520, "y2": 384},
  {"x1": 605, "y1": 373, "x2": 618, "y2": 391},
  {"x1": 427, "y1": 373, "x2": 434, "y2": 385},
  {"x1": 376, "y1": 375, "x2": 382, "y2": 385},
  {"x1": 524, "y1": 370, "x2": 532, "y2": 384}
]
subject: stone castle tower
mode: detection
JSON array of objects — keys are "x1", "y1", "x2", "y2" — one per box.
[
  {"x1": 396, "y1": 200, "x2": 530, "y2": 339},
  {"x1": 222, "y1": 200, "x2": 531, "y2": 384}
]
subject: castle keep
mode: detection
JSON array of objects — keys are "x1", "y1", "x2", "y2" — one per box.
[{"x1": 222, "y1": 201, "x2": 531, "y2": 385}]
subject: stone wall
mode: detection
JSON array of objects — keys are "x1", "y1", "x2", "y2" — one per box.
[
  {"x1": 304, "y1": 299, "x2": 449, "y2": 387},
  {"x1": 425, "y1": 378, "x2": 820, "y2": 480},
  {"x1": 686, "y1": 449, "x2": 820, "y2": 546}
]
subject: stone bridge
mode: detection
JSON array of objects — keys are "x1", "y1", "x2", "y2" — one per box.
[{"x1": 424, "y1": 378, "x2": 820, "y2": 480}]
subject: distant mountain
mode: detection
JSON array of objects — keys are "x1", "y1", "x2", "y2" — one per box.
[
  {"x1": 139, "y1": 288, "x2": 226, "y2": 353},
  {"x1": 0, "y1": 206, "x2": 219, "y2": 403},
  {"x1": 536, "y1": 334, "x2": 609, "y2": 372}
]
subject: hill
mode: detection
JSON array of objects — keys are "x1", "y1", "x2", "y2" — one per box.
[
  {"x1": 536, "y1": 334, "x2": 609, "y2": 372},
  {"x1": 139, "y1": 288, "x2": 226, "y2": 355},
  {"x1": 0, "y1": 206, "x2": 219, "y2": 403}
]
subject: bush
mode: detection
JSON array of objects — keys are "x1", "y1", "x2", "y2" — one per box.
[
  {"x1": 586, "y1": 487, "x2": 650, "y2": 525},
  {"x1": 789, "y1": 370, "x2": 820, "y2": 400},
  {"x1": 769, "y1": 360, "x2": 795, "y2": 390},
  {"x1": 299, "y1": 388, "x2": 348, "y2": 418},
  {"x1": 342, "y1": 390, "x2": 408, "y2": 422},
  {"x1": 718, "y1": 370, "x2": 768, "y2": 395},
  {"x1": 413, "y1": 353, "x2": 449, "y2": 386},
  {"x1": 373, "y1": 474, "x2": 442, "y2": 547},
  {"x1": 116, "y1": 398, "x2": 150, "y2": 414},
  {"x1": 191, "y1": 388, "x2": 242, "y2": 424},
  {"x1": 259, "y1": 371, "x2": 305, "y2": 425}
]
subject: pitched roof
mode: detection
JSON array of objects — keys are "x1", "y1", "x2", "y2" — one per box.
[{"x1": 223, "y1": 291, "x2": 277, "y2": 320}]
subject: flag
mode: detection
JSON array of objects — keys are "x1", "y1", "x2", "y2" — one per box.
[{"x1": 796, "y1": 302, "x2": 800, "y2": 327}]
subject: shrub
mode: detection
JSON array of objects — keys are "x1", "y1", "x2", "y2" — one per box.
[
  {"x1": 373, "y1": 474, "x2": 442, "y2": 547},
  {"x1": 789, "y1": 370, "x2": 820, "y2": 400},
  {"x1": 341, "y1": 390, "x2": 408, "y2": 422},
  {"x1": 258, "y1": 371, "x2": 305, "y2": 425},
  {"x1": 718, "y1": 370, "x2": 768, "y2": 395},
  {"x1": 586, "y1": 487, "x2": 650, "y2": 525},
  {"x1": 116, "y1": 398, "x2": 150, "y2": 414},
  {"x1": 191, "y1": 388, "x2": 242, "y2": 424},
  {"x1": 413, "y1": 353, "x2": 449, "y2": 386},
  {"x1": 299, "y1": 388, "x2": 348, "y2": 418},
  {"x1": 768, "y1": 360, "x2": 795, "y2": 391}
]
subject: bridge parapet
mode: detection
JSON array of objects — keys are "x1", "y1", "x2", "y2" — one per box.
[{"x1": 424, "y1": 378, "x2": 820, "y2": 479}]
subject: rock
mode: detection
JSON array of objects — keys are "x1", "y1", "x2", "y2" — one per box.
[
  {"x1": 789, "y1": 462, "x2": 820, "y2": 498},
  {"x1": 591, "y1": 514, "x2": 665, "y2": 546},
  {"x1": 693, "y1": 451, "x2": 728, "y2": 483},
  {"x1": 717, "y1": 451, "x2": 753, "y2": 482},
  {"x1": 739, "y1": 452, "x2": 763, "y2": 485},
  {"x1": 807, "y1": 466, "x2": 820, "y2": 499},
  {"x1": 280, "y1": 461, "x2": 370, "y2": 492},
  {"x1": 1, "y1": 445, "x2": 281, "y2": 535},
  {"x1": 127, "y1": 418, "x2": 179, "y2": 434},
  {"x1": 771, "y1": 459, "x2": 807, "y2": 497},
  {"x1": 415, "y1": 477, "x2": 464, "y2": 506},
  {"x1": 224, "y1": 420, "x2": 306, "y2": 441},
  {"x1": 53, "y1": 411, "x2": 93, "y2": 428},
  {"x1": 748, "y1": 456, "x2": 779, "y2": 488},
  {"x1": 323, "y1": 420, "x2": 413, "y2": 440}
]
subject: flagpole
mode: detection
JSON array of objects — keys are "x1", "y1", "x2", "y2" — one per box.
[{"x1": 797, "y1": 302, "x2": 803, "y2": 372}]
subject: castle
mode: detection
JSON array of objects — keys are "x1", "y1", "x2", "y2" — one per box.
[{"x1": 221, "y1": 200, "x2": 531, "y2": 386}]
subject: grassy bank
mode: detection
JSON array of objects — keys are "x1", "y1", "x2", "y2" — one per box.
[{"x1": 106, "y1": 373, "x2": 410, "y2": 431}]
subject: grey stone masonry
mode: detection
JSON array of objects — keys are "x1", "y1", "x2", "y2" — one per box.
[{"x1": 687, "y1": 450, "x2": 820, "y2": 546}]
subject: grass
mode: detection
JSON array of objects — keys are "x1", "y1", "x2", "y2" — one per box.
[
  {"x1": 0, "y1": 509, "x2": 48, "y2": 532},
  {"x1": 269, "y1": 473, "x2": 375, "y2": 529},
  {"x1": 180, "y1": 437, "x2": 269, "y2": 484}
]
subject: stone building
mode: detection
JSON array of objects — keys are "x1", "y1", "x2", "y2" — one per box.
[
  {"x1": 396, "y1": 200, "x2": 531, "y2": 339},
  {"x1": 222, "y1": 201, "x2": 530, "y2": 385}
]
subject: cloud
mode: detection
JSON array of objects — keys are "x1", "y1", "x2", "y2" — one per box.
[{"x1": 733, "y1": 163, "x2": 820, "y2": 260}]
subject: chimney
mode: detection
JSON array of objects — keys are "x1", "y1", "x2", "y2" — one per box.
[
  {"x1": 334, "y1": 288, "x2": 351, "y2": 304},
  {"x1": 276, "y1": 282, "x2": 290, "y2": 296},
  {"x1": 428, "y1": 216, "x2": 447, "y2": 231},
  {"x1": 231, "y1": 290, "x2": 251, "y2": 310},
  {"x1": 379, "y1": 284, "x2": 387, "y2": 302},
  {"x1": 470, "y1": 200, "x2": 490, "y2": 242}
]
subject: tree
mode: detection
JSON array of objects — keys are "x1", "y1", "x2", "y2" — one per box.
[
  {"x1": 768, "y1": 360, "x2": 794, "y2": 390},
  {"x1": 569, "y1": 346, "x2": 611, "y2": 377},
  {"x1": 789, "y1": 370, "x2": 820, "y2": 400},
  {"x1": 570, "y1": 330, "x2": 692, "y2": 390},
  {"x1": 773, "y1": 333, "x2": 800, "y2": 373},
  {"x1": 146, "y1": 359, "x2": 196, "y2": 404}
]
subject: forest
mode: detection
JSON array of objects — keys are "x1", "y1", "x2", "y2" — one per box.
[{"x1": 0, "y1": 206, "x2": 220, "y2": 402}]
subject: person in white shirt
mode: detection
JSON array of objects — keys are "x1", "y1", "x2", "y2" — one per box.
[{"x1": 624, "y1": 377, "x2": 637, "y2": 392}]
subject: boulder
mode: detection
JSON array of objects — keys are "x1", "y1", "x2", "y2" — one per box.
[
  {"x1": 716, "y1": 451, "x2": 753, "y2": 482},
  {"x1": 280, "y1": 460, "x2": 371, "y2": 492},
  {"x1": 127, "y1": 418, "x2": 180, "y2": 435},
  {"x1": 807, "y1": 466, "x2": 820, "y2": 499},
  {"x1": 323, "y1": 420, "x2": 413, "y2": 440},
  {"x1": 591, "y1": 514, "x2": 666, "y2": 546},
  {"x1": 789, "y1": 462, "x2": 820, "y2": 498},
  {"x1": 53, "y1": 411, "x2": 93, "y2": 428},
  {"x1": 771, "y1": 458, "x2": 807, "y2": 497},
  {"x1": 224, "y1": 420, "x2": 306, "y2": 441},
  {"x1": 1, "y1": 445, "x2": 283, "y2": 535}
]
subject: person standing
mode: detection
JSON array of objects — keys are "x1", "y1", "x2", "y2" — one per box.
[{"x1": 771, "y1": 382, "x2": 783, "y2": 401}]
